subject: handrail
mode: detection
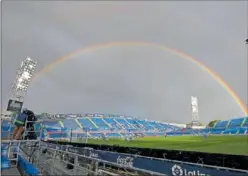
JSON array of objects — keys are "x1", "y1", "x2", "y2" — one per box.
[
  {"x1": 42, "y1": 141, "x2": 248, "y2": 174},
  {"x1": 42, "y1": 147, "x2": 167, "y2": 175}
]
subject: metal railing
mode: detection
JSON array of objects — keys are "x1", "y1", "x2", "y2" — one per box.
[{"x1": 25, "y1": 142, "x2": 166, "y2": 176}]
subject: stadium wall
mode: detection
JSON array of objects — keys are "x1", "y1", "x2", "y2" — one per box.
[{"x1": 44, "y1": 142, "x2": 248, "y2": 176}]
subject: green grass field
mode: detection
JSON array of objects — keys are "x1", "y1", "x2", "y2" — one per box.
[{"x1": 73, "y1": 135, "x2": 248, "y2": 155}]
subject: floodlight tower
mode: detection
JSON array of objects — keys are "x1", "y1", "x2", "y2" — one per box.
[
  {"x1": 191, "y1": 96, "x2": 199, "y2": 126},
  {"x1": 6, "y1": 57, "x2": 37, "y2": 113}
]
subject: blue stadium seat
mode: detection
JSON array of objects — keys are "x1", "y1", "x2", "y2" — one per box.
[
  {"x1": 126, "y1": 119, "x2": 142, "y2": 129},
  {"x1": 214, "y1": 120, "x2": 228, "y2": 129},
  {"x1": 210, "y1": 129, "x2": 224, "y2": 134},
  {"x1": 228, "y1": 118, "x2": 244, "y2": 128},
  {"x1": 239, "y1": 127, "x2": 248, "y2": 134},
  {"x1": 43, "y1": 121, "x2": 61, "y2": 129},
  {"x1": 77, "y1": 118, "x2": 97, "y2": 130},
  {"x1": 61, "y1": 119, "x2": 80, "y2": 130},
  {"x1": 115, "y1": 118, "x2": 131, "y2": 129},
  {"x1": 104, "y1": 118, "x2": 121, "y2": 129},
  {"x1": 242, "y1": 118, "x2": 248, "y2": 127},
  {"x1": 91, "y1": 118, "x2": 110, "y2": 130},
  {"x1": 223, "y1": 128, "x2": 238, "y2": 134},
  {"x1": 148, "y1": 121, "x2": 165, "y2": 130},
  {"x1": 19, "y1": 114, "x2": 248, "y2": 140},
  {"x1": 136, "y1": 120, "x2": 154, "y2": 130}
]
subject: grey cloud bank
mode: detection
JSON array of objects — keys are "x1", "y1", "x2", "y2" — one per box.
[{"x1": 2, "y1": 1, "x2": 247, "y2": 124}]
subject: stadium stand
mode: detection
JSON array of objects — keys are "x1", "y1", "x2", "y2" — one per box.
[
  {"x1": 61, "y1": 119, "x2": 81, "y2": 130},
  {"x1": 136, "y1": 119, "x2": 154, "y2": 130},
  {"x1": 104, "y1": 117, "x2": 122, "y2": 129},
  {"x1": 148, "y1": 121, "x2": 164, "y2": 130},
  {"x1": 88, "y1": 117, "x2": 99, "y2": 128},
  {"x1": 2, "y1": 115, "x2": 248, "y2": 140},
  {"x1": 219, "y1": 117, "x2": 248, "y2": 135},
  {"x1": 77, "y1": 118, "x2": 98, "y2": 130},
  {"x1": 222, "y1": 128, "x2": 239, "y2": 135},
  {"x1": 165, "y1": 117, "x2": 248, "y2": 136},
  {"x1": 43, "y1": 120, "x2": 62, "y2": 128},
  {"x1": 214, "y1": 120, "x2": 229, "y2": 129},
  {"x1": 2, "y1": 115, "x2": 248, "y2": 176},
  {"x1": 114, "y1": 117, "x2": 131, "y2": 129},
  {"x1": 242, "y1": 117, "x2": 248, "y2": 127},
  {"x1": 227, "y1": 118, "x2": 245, "y2": 128},
  {"x1": 126, "y1": 118, "x2": 142, "y2": 129},
  {"x1": 91, "y1": 117, "x2": 110, "y2": 130}
]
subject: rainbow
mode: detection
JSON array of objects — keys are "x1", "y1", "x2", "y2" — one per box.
[{"x1": 32, "y1": 41, "x2": 248, "y2": 116}]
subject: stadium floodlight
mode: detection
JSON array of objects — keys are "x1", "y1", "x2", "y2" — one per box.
[
  {"x1": 6, "y1": 57, "x2": 37, "y2": 112},
  {"x1": 191, "y1": 96, "x2": 199, "y2": 126},
  {"x1": 18, "y1": 78, "x2": 23, "y2": 82},
  {"x1": 22, "y1": 72, "x2": 31, "y2": 79}
]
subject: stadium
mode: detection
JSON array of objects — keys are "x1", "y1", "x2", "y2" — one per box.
[
  {"x1": 1, "y1": 42, "x2": 248, "y2": 176},
  {"x1": 1, "y1": 2, "x2": 248, "y2": 176},
  {"x1": 41, "y1": 115, "x2": 248, "y2": 155},
  {"x1": 1, "y1": 41, "x2": 248, "y2": 176},
  {"x1": 1, "y1": 112, "x2": 248, "y2": 175}
]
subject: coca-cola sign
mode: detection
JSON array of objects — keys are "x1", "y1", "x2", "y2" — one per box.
[{"x1": 116, "y1": 156, "x2": 134, "y2": 167}]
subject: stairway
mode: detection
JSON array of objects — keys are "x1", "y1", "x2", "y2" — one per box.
[
  {"x1": 101, "y1": 118, "x2": 112, "y2": 128},
  {"x1": 88, "y1": 118, "x2": 98, "y2": 128},
  {"x1": 113, "y1": 119, "x2": 122, "y2": 128},
  {"x1": 226, "y1": 120, "x2": 231, "y2": 129},
  {"x1": 58, "y1": 120, "x2": 64, "y2": 128},
  {"x1": 241, "y1": 117, "x2": 247, "y2": 127},
  {"x1": 75, "y1": 119, "x2": 83, "y2": 129},
  {"x1": 124, "y1": 119, "x2": 135, "y2": 129}
]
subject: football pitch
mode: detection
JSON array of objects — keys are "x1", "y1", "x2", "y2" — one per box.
[{"x1": 73, "y1": 135, "x2": 248, "y2": 155}]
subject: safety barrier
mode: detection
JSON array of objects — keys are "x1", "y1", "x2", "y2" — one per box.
[
  {"x1": 39, "y1": 142, "x2": 165, "y2": 175},
  {"x1": 1, "y1": 118, "x2": 42, "y2": 176},
  {"x1": 18, "y1": 155, "x2": 39, "y2": 176},
  {"x1": 1, "y1": 156, "x2": 11, "y2": 170},
  {"x1": 1, "y1": 142, "x2": 39, "y2": 176},
  {"x1": 42, "y1": 142, "x2": 248, "y2": 176},
  {"x1": 1, "y1": 144, "x2": 11, "y2": 170}
]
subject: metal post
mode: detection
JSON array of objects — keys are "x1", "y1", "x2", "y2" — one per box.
[
  {"x1": 23, "y1": 119, "x2": 28, "y2": 140},
  {"x1": 8, "y1": 121, "x2": 12, "y2": 139},
  {"x1": 70, "y1": 128, "x2": 72, "y2": 143},
  {"x1": 94, "y1": 161, "x2": 99, "y2": 175},
  {"x1": 73, "y1": 154, "x2": 79, "y2": 175},
  {"x1": 86, "y1": 129, "x2": 88, "y2": 144},
  {"x1": 15, "y1": 141, "x2": 21, "y2": 167},
  {"x1": 51, "y1": 150, "x2": 57, "y2": 175},
  {"x1": 34, "y1": 122, "x2": 43, "y2": 167}
]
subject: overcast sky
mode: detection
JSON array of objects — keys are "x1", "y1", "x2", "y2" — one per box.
[{"x1": 1, "y1": 1, "x2": 247, "y2": 124}]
